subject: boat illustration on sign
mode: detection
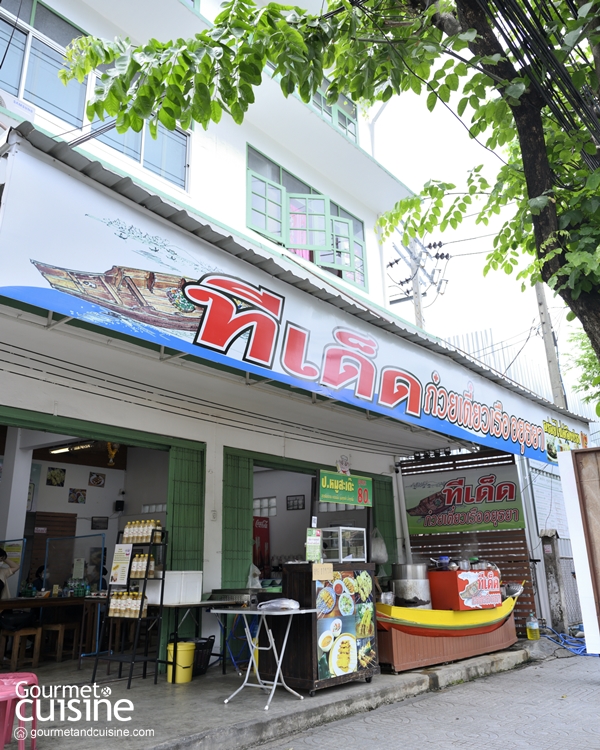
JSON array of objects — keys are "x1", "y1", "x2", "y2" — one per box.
[{"x1": 31, "y1": 260, "x2": 204, "y2": 331}]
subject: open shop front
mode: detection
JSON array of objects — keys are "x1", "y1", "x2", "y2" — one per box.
[
  {"x1": 0, "y1": 411, "x2": 205, "y2": 674},
  {"x1": 0, "y1": 131, "x2": 592, "y2": 698},
  {"x1": 213, "y1": 450, "x2": 394, "y2": 693}
]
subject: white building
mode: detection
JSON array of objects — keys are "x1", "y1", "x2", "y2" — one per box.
[{"x1": 0, "y1": 0, "x2": 588, "y2": 637}]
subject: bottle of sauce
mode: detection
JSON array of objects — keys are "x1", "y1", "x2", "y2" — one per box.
[{"x1": 526, "y1": 612, "x2": 540, "y2": 640}]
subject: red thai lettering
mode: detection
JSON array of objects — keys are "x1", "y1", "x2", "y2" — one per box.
[
  {"x1": 377, "y1": 368, "x2": 422, "y2": 416},
  {"x1": 184, "y1": 274, "x2": 283, "y2": 368},
  {"x1": 280, "y1": 323, "x2": 319, "y2": 380},
  {"x1": 320, "y1": 328, "x2": 377, "y2": 400},
  {"x1": 475, "y1": 474, "x2": 496, "y2": 503}
]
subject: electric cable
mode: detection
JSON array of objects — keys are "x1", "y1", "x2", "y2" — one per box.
[
  {"x1": 0, "y1": 0, "x2": 24, "y2": 71},
  {"x1": 347, "y1": 2, "x2": 508, "y2": 166},
  {"x1": 502, "y1": 320, "x2": 539, "y2": 375}
]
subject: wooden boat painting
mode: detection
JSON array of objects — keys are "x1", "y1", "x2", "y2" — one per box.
[
  {"x1": 376, "y1": 589, "x2": 522, "y2": 638},
  {"x1": 31, "y1": 260, "x2": 204, "y2": 332}
]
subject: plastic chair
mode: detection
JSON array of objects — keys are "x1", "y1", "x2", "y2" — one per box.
[{"x1": 0, "y1": 673, "x2": 38, "y2": 749}]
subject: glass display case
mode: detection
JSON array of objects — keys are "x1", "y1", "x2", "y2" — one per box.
[{"x1": 322, "y1": 527, "x2": 367, "y2": 563}]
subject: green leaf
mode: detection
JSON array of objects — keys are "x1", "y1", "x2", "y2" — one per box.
[
  {"x1": 504, "y1": 82, "x2": 526, "y2": 99},
  {"x1": 586, "y1": 172, "x2": 600, "y2": 190},
  {"x1": 458, "y1": 29, "x2": 477, "y2": 42},
  {"x1": 563, "y1": 29, "x2": 581, "y2": 48},
  {"x1": 579, "y1": 1, "x2": 594, "y2": 17},
  {"x1": 566, "y1": 310, "x2": 577, "y2": 321},
  {"x1": 438, "y1": 84, "x2": 450, "y2": 103},
  {"x1": 445, "y1": 74, "x2": 459, "y2": 91},
  {"x1": 426, "y1": 91, "x2": 437, "y2": 112},
  {"x1": 210, "y1": 100, "x2": 222, "y2": 123}
]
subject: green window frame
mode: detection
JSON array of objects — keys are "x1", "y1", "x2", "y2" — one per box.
[
  {"x1": 178, "y1": 0, "x2": 201, "y2": 12},
  {"x1": 247, "y1": 146, "x2": 367, "y2": 287},
  {"x1": 311, "y1": 80, "x2": 358, "y2": 143},
  {"x1": 247, "y1": 170, "x2": 285, "y2": 242},
  {"x1": 287, "y1": 193, "x2": 330, "y2": 253}
]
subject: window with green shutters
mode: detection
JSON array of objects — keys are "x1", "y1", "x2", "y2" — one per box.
[{"x1": 247, "y1": 146, "x2": 367, "y2": 289}]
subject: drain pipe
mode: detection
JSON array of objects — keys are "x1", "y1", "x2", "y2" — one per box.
[{"x1": 394, "y1": 458, "x2": 412, "y2": 564}]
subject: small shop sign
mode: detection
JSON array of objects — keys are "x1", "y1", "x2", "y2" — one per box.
[
  {"x1": 404, "y1": 464, "x2": 525, "y2": 534},
  {"x1": 319, "y1": 471, "x2": 373, "y2": 507},
  {"x1": 306, "y1": 529, "x2": 323, "y2": 562}
]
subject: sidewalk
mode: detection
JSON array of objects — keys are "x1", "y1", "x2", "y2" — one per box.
[{"x1": 5, "y1": 640, "x2": 562, "y2": 750}]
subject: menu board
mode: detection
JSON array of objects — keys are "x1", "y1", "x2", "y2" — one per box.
[
  {"x1": 109, "y1": 544, "x2": 132, "y2": 585},
  {"x1": 315, "y1": 569, "x2": 377, "y2": 680}
]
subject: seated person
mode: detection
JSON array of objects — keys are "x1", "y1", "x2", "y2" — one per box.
[
  {"x1": 31, "y1": 566, "x2": 46, "y2": 592},
  {"x1": 0, "y1": 548, "x2": 19, "y2": 600}
]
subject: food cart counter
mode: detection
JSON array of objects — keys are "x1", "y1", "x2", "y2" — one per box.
[{"x1": 257, "y1": 562, "x2": 379, "y2": 695}]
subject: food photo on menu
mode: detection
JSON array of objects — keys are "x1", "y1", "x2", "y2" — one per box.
[{"x1": 315, "y1": 570, "x2": 376, "y2": 680}]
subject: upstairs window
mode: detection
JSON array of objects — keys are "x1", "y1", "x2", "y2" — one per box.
[
  {"x1": 0, "y1": 2, "x2": 189, "y2": 189},
  {"x1": 311, "y1": 80, "x2": 358, "y2": 143},
  {"x1": 247, "y1": 146, "x2": 366, "y2": 289}
]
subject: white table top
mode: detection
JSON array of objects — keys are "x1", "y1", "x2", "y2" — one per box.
[{"x1": 210, "y1": 607, "x2": 317, "y2": 616}]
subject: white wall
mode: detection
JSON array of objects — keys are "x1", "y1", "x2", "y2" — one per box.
[
  {"x1": 33, "y1": 459, "x2": 125, "y2": 552},
  {"x1": 253, "y1": 470, "x2": 313, "y2": 560}
]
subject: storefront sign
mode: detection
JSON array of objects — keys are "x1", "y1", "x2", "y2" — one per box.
[
  {"x1": 306, "y1": 529, "x2": 322, "y2": 562},
  {"x1": 0, "y1": 150, "x2": 588, "y2": 464},
  {"x1": 404, "y1": 464, "x2": 525, "y2": 534},
  {"x1": 319, "y1": 471, "x2": 373, "y2": 507}
]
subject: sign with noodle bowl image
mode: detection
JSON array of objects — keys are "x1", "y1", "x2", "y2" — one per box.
[{"x1": 404, "y1": 464, "x2": 525, "y2": 535}]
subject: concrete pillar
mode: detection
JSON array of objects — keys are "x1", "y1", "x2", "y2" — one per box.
[
  {"x1": 540, "y1": 529, "x2": 570, "y2": 634},
  {"x1": 0, "y1": 427, "x2": 33, "y2": 542}
]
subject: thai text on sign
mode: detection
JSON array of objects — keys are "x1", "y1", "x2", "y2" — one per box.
[{"x1": 319, "y1": 471, "x2": 372, "y2": 506}]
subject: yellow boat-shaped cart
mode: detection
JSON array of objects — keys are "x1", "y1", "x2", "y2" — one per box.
[
  {"x1": 376, "y1": 595, "x2": 518, "y2": 638},
  {"x1": 375, "y1": 594, "x2": 521, "y2": 673}
]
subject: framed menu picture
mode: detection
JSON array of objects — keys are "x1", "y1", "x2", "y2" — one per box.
[{"x1": 287, "y1": 494, "x2": 305, "y2": 511}]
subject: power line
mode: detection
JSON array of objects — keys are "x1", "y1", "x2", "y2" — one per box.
[{"x1": 0, "y1": 0, "x2": 24, "y2": 71}]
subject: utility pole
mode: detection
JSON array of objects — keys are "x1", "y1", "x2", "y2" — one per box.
[
  {"x1": 535, "y1": 282, "x2": 568, "y2": 409},
  {"x1": 410, "y1": 239, "x2": 424, "y2": 329}
]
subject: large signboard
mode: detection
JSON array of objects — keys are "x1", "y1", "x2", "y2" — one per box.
[
  {"x1": 404, "y1": 464, "x2": 525, "y2": 534},
  {"x1": 0, "y1": 149, "x2": 588, "y2": 463}
]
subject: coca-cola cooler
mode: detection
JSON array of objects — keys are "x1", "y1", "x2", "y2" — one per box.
[{"x1": 428, "y1": 569, "x2": 501, "y2": 610}]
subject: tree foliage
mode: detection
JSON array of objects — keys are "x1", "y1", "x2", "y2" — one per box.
[
  {"x1": 566, "y1": 329, "x2": 600, "y2": 413},
  {"x1": 61, "y1": 0, "x2": 600, "y2": 363}
]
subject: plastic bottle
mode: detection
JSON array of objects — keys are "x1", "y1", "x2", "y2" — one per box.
[
  {"x1": 148, "y1": 554, "x2": 155, "y2": 579},
  {"x1": 123, "y1": 522, "x2": 131, "y2": 543},
  {"x1": 526, "y1": 612, "x2": 540, "y2": 640}
]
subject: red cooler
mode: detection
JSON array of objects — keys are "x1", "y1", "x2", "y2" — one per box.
[{"x1": 428, "y1": 569, "x2": 502, "y2": 610}]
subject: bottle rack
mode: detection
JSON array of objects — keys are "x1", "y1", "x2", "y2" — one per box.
[{"x1": 91, "y1": 528, "x2": 168, "y2": 689}]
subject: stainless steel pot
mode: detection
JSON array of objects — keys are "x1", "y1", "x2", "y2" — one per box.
[{"x1": 392, "y1": 563, "x2": 428, "y2": 580}]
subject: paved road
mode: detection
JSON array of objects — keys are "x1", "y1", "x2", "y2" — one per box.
[{"x1": 254, "y1": 654, "x2": 600, "y2": 750}]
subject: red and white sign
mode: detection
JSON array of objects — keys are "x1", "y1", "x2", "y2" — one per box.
[{"x1": 0, "y1": 150, "x2": 589, "y2": 464}]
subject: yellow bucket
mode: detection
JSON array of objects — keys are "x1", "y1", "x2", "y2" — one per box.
[{"x1": 167, "y1": 641, "x2": 195, "y2": 684}]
